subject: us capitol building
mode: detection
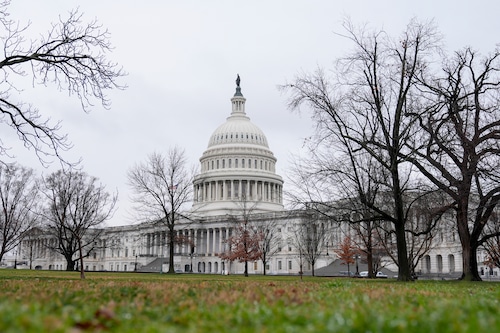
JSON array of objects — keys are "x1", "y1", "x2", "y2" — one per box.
[{"x1": 16, "y1": 78, "x2": 498, "y2": 279}]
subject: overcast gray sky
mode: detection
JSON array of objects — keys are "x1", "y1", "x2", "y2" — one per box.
[{"x1": 4, "y1": 1, "x2": 500, "y2": 226}]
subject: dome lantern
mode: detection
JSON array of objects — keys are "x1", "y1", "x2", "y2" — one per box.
[{"x1": 231, "y1": 74, "x2": 246, "y2": 115}]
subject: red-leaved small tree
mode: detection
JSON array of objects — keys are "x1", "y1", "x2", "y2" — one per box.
[
  {"x1": 220, "y1": 222, "x2": 262, "y2": 277},
  {"x1": 334, "y1": 236, "x2": 357, "y2": 277}
]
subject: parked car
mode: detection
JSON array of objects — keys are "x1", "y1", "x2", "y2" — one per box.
[{"x1": 359, "y1": 271, "x2": 388, "y2": 278}]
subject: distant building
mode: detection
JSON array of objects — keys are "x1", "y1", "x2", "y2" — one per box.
[{"x1": 17, "y1": 79, "x2": 499, "y2": 279}]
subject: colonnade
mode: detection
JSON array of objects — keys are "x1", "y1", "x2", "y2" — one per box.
[
  {"x1": 193, "y1": 179, "x2": 282, "y2": 204},
  {"x1": 20, "y1": 237, "x2": 56, "y2": 259},
  {"x1": 143, "y1": 227, "x2": 233, "y2": 257}
]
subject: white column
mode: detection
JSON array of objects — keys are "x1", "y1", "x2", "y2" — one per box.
[
  {"x1": 205, "y1": 229, "x2": 210, "y2": 254},
  {"x1": 218, "y1": 228, "x2": 223, "y2": 254},
  {"x1": 212, "y1": 228, "x2": 217, "y2": 254},
  {"x1": 230, "y1": 180, "x2": 234, "y2": 200}
]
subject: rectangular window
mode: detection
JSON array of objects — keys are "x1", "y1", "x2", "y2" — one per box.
[
  {"x1": 288, "y1": 261, "x2": 292, "y2": 270},
  {"x1": 278, "y1": 260, "x2": 282, "y2": 270},
  {"x1": 254, "y1": 262, "x2": 258, "y2": 270}
]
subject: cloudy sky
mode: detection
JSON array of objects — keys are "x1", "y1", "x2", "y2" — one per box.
[{"x1": 4, "y1": 1, "x2": 500, "y2": 226}]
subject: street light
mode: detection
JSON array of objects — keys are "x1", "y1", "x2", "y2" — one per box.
[{"x1": 134, "y1": 254, "x2": 138, "y2": 272}]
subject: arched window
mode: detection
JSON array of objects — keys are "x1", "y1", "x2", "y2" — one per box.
[
  {"x1": 436, "y1": 255, "x2": 443, "y2": 273},
  {"x1": 448, "y1": 254, "x2": 455, "y2": 273},
  {"x1": 423, "y1": 255, "x2": 431, "y2": 273}
]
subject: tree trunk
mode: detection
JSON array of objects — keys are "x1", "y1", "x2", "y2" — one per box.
[
  {"x1": 77, "y1": 236, "x2": 85, "y2": 279},
  {"x1": 167, "y1": 225, "x2": 175, "y2": 274},
  {"x1": 457, "y1": 217, "x2": 481, "y2": 281},
  {"x1": 244, "y1": 260, "x2": 248, "y2": 277},
  {"x1": 391, "y1": 153, "x2": 412, "y2": 281},
  {"x1": 459, "y1": 242, "x2": 481, "y2": 281},
  {"x1": 456, "y1": 199, "x2": 482, "y2": 281},
  {"x1": 394, "y1": 220, "x2": 411, "y2": 281},
  {"x1": 65, "y1": 255, "x2": 75, "y2": 271},
  {"x1": 367, "y1": 251, "x2": 374, "y2": 278}
]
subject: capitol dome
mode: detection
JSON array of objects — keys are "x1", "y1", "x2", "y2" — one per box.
[
  {"x1": 192, "y1": 76, "x2": 284, "y2": 217},
  {"x1": 207, "y1": 101, "x2": 269, "y2": 149}
]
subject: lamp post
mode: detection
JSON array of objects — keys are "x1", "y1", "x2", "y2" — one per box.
[
  {"x1": 355, "y1": 254, "x2": 360, "y2": 275},
  {"x1": 326, "y1": 242, "x2": 329, "y2": 256},
  {"x1": 134, "y1": 254, "x2": 138, "y2": 272}
]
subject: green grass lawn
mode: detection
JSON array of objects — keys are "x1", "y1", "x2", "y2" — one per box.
[{"x1": 0, "y1": 269, "x2": 499, "y2": 332}]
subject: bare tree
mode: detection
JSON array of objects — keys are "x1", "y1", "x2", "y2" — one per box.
[
  {"x1": 289, "y1": 210, "x2": 328, "y2": 276},
  {"x1": 407, "y1": 48, "x2": 500, "y2": 280},
  {"x1": 0, "y1": 163, "x2": 39, "y2": 262},
  {"x1": 283, "y1": 19, "x2": 440, "y2": 281},
  {"x1": 0, "y1": 2, "x2": 125, "y2": 165},
  {"x1": 42, "y1": 170, "x2": 116, "y2": 279},
  {"x1": 127, "y1": 148, "x2": 193, "y2": 274},
  {"x1": 254, "y1": 218, "x2": 282, "y2": 275}
]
